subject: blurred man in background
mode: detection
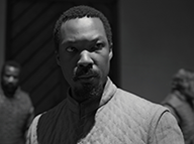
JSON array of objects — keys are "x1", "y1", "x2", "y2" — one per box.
[
  {"x1": 162, "y1": 68, "x2": 194, "y2": 144},
  {"x1": 0, "y1": 61, "x2": 34, "y2": 144}
]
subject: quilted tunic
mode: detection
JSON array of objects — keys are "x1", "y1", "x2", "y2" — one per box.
[
  {"x1": 26, "y1": 78, "x2": 184, "y2": 144},
  {"x1": 0, "y1": 87, "x2": 34, "y2": 144}
]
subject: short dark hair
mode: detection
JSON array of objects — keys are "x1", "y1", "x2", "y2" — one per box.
[
  {"x1": 1, "y1": 61, "x2": 21, "y2": 76},
  {"x1": 53, "y1": 5, "x2": 112, "y2": 51}
]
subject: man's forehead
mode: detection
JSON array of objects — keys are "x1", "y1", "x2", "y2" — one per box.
[
  {"x1": 7, "y1": 65, "x2": 15, "y2": 70},
  {"x1": 174, "y1": 70, "x2": 194, "y2": 81},
  {"x1": 60, "y1": 17, "x2": 106, "y2": 42},
  {"x1": 4, "y1": 65, "x2": 20, "y2": 74},
  {"x1": 61, "y1": 17, "x2": 104, "y2": 32}
]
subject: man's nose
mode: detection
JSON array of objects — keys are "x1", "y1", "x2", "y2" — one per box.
[
  {"x1": 8, "y1": 77, "x2": 16, "y2": 83},
  {"x1": 8, "y1": 77, "x2": 15, "y2": 82},
  {"x1": 77, "y1": 50, "x2": 93, "y2": 67}
]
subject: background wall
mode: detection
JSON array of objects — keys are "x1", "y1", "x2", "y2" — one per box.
[
  {"x1": 0, "y1": 0, "x2": 6, "y2": 72},
  {"x1": 119, "y1": 0, "x2": 194, "y2": 103},
  {"x1": 0, "y1": 0, "x2": 194, "y2": 105}
]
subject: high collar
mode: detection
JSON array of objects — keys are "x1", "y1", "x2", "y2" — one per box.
[{"x1": 66, "y1": 77, "x2": 117, "y2": 116}]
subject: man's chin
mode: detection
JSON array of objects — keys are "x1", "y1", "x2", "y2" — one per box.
[
  {"x1": 4, "y1": 90, "x2": 16, "y2": 97},
  {"x1": 73, "y1": 81, "x2": 103, "y2": 102},
  {"x1": 6, "y1": 86, "x2": 17, "y2": 93}
]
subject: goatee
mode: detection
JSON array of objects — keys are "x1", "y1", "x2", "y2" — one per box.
[
  {"x1": 1, "y1": 82, "x2": 18, "y2": 98},
  {"x1": 73, "y1": 83, "x2": 103, "y2": 103}
]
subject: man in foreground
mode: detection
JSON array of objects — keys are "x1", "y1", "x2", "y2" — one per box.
[
  {"x1": 0, "y1": 61, "x2": 34, "y2": 144},
  {"x1": 26, "y1": 5, "x2": 184, "y2": 144}
]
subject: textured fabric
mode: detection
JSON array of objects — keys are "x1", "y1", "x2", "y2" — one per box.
[
  {"x1": 27, "y1": 78, "x2": 184, "y2": 144},
  {"x1": 162, "y1": 91, "x2": 194, "y2": 144},
  {"x1": 0, "y1": 87, "x2": 34, "y2": 144}
]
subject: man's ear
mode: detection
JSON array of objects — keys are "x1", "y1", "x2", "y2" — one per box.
[
  {"x1": 109, "y1": 43, "x2": 113, "y2": 60},
  {"x1": 55, "y1": 51, "x2": 60, "y2": 66}
]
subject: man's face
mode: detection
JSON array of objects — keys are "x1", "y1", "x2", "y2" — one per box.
[
  {"x1": 172, "y1": 69, "x2": 194, "y2": 99},
  {"x1": 1, "y1": 65, "x2": 20, "y2": 96},
  {"x1": 56, "y1": 17, "x2": 112, "y2": 101}
]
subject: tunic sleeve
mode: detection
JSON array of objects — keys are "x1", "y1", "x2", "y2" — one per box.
[{"x1": 149, "y1": 111, "x2": 184, "y2": 144}]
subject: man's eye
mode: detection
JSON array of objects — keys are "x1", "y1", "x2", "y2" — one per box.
[
  {"x1": 5, "y1": 74, "x2": 11, "y2": 78},
  {"x1": 93, "y1": 43, "x2": 104, "y2": 51},
  {"x1": 66, "y1": 47, "x2": 77, "y2": 52}
]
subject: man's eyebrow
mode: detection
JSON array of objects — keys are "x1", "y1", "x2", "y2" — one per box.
[
  {"x1": 64, "y1": 38, "x2": 100, "y2": 44},
  {"x1": 61, "y1": 35, "x2": 106, "y2": 46},
  {"x1": 62, "y1": 39, "x2": 75, "y2": 44}
]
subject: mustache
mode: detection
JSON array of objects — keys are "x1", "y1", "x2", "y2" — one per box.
[{"x1": 73, "y1": 67, "x2": 99, "y2": 81}]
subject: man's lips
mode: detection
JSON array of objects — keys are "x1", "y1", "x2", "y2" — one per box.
[
  {"x1": 74, "y1": 70, "x2": 99, "y2": 81},
  {"x1": 76, "y1": 74, "x2": 96, "y2": 80}
]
